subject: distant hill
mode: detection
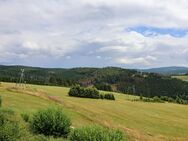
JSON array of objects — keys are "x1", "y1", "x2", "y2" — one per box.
[
  {"x1": 0, "y1": 65, "x2": 188, "y2": 103},
  {"x1": 142, "y1": 66, "x2": 188, "y2": 75}
]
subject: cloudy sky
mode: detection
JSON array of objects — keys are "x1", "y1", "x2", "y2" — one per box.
[{"x1": 0, "y1": 0, "x2": 188, "y2": 68}]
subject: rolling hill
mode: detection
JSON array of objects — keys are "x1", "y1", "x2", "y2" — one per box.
[
  {"x1": 0, "y1": 82, "x2": 188, "y2": 141},
  {"x1": 0, "y1": 65, "x2": 188, "y2": 104},
  {"x1": 142, "y1": 66, "x2": 188, "y2": 75}
]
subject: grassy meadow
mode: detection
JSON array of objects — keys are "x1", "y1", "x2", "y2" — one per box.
[
  {"x1": 0, "y1": 82, "x2": 188, "y2": 141},
  {"x1": 172, "y1": 75, "x2": 188, "y2": 82}
]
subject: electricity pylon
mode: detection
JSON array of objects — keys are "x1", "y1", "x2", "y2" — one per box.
[{"x1": 19, "y1": 69, "x2": 25, "y2": 87}]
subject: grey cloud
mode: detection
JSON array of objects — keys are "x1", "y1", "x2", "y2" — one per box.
[{"x1": 0, "y1": 0, "x2": 188, "y2": 68}]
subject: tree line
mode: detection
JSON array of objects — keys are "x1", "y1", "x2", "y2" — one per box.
[{"x1": 0, "y1": 65, "x2": 188, "y2": 104}]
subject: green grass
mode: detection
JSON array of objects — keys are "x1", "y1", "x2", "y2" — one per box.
[
  {"x1": 172, "y1": 75, "x2": 188, "y2": 82},
  {"x1": 0, "y1": 82, "x2": 188, "y2": 141}
]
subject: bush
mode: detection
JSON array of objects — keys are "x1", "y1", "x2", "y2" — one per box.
[
  {"x1": 21, "y1": 112, "x2": 30, "y2": 122},
  {"x1": 0, "y1": 108, "x2": 20, "y2": 141},
  {"x1": 84, "y1": 87, "x2": 100, "y2": 99},
  {"x1": 167, "y1": 97, "x2": 174, "y2": 102},
  {"x1": 68, "y1": 85, "x2": 83, "y2": 97},
  {"x1": 153, "y1": 96, "x2": 163, "y2": 103},
  {"x1": 160, "y1": 96, "x2": 169, "y2": 101},
  {"x1": 30, "y1": 106, "x2": 71, "y2": 137},
  {"x1": 100, "y1": 94, "x2": 104, "y2": 99},
  {"x1": 69, "y1": 85, "x2": 100, "y2": 99},
  {"x1": 104, "y1": 93, "x2": 115, "y2": 100},
  {"x1": 175, "y1": 97, "x2": 183, "y2": 104},
  {"x1": 69, "y1": 125, "x2": 124, "y2": 141},
  {"x1": 142, "y1": 98, "x2": 153, "y2": 102}
]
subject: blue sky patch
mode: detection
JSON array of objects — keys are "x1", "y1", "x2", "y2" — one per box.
[{"x1": 128, "y1": 26, "x2": 188, "y2": 37}]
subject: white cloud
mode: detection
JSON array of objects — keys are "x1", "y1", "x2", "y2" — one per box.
[
  {"x1": 98, "y1": 46, "x2": 128, "y2": 53},
  {"x1": 22, "y1": 41, "x2": 39, "y2": 50},
  {"x1": 116, "y1": 57, "x2": 151, "y2": 66},
  {"x1": 0, "y1": 0, "x2": 188, "y2": 68}
]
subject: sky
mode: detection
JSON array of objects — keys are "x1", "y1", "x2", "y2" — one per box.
[{"x1": 0, "y1": 0, "x2": 188, "y2": 69}]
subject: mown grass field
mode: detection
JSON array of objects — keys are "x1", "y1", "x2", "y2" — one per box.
[
  {"x1": 0, "y1": 82, "x2": 188, "y2": 141},
  {"x1": 172, "y1": 75, "x2": 188, "y2": 82}
]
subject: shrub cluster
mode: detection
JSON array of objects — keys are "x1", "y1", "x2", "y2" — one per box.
[
  {"x1": 69, "y1": 85, "x2": 115, "y2": 100},
  {"x1": 104, "y1": 93, "x2": 115, "y2": 100},
  {"x1": 30, "y1": 106, "x2": 71, "y2": 137},
  {"x1": 137, "y1": 96, "x2": 164, "y2": 103},
  {"x1": 69, "y1": 125, "x2": 124, "y2": 141},
  {"x1": 137, "y1": 95, "x2": 188, "y2": 104},
  {"x1": 175, "y1": 96, "x2": 188, "y2": 104},
  {"x1": 69, "y1": 85, "x2": 100, "y2": 99},
  {"x1": 100, "y1": 93, "x2": 115, "y2": 100}
]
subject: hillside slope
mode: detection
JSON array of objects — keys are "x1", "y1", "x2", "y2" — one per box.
[
  {"x1": 0, "y1": 65, "x2": 188, "y2": 103},
  {"x1": 0, "y1": 82, "x2": 188, "y2": 141}
]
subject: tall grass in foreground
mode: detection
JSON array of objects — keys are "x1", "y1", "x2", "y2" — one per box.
[
  {"x1": 21, "y1": 112, "x2": 30, "y2": 122},
  {"x1": 0, "y1": 108, "x2": 21, "y2": 141},
  {"x1": 69, "y1": 125, "x2": 124, "y2": 141}
]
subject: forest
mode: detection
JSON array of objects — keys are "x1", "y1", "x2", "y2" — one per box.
[{"x1": 0, "y1": 65, "x2": 188, "y2": 104}]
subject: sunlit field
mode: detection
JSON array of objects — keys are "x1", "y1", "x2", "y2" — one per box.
[
  {"x1": 0, "y1": 82, "x2": 188, "y2": 141},
  {"x1": 172, "y1": 75, "x2": 188, "y2": 82}
]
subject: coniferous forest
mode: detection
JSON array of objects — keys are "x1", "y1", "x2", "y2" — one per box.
[{"x1": 0, "y1": 65, "x2": 188, "y2": 104}]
